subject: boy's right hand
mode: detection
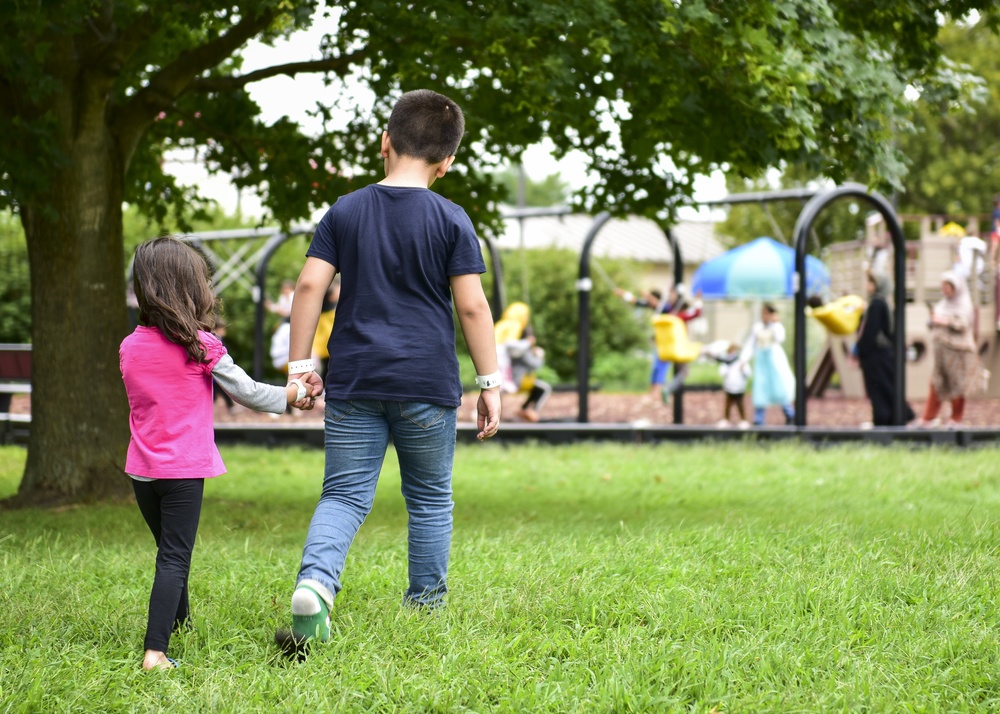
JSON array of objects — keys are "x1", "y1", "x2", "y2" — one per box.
[
  {"x1": 476, "y1": 389, "x2": 501, "y2": 441},
  {"x1": 289, "y1": 371, "x2": 324, "y2": 409}
]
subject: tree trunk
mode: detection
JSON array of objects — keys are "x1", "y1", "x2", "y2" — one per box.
[{"x1": 9, "y1": 128, "x2": 133, "y2": 507}]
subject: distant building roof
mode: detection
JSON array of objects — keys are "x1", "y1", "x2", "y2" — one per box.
[{"x1": 495, "y1": 211, "x2": 725, "y2": 266}]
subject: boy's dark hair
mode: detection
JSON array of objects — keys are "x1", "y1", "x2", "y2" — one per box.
[
  {"x1": 387, "y1": 89, "x2": 465, "y2": 163},
  {"x1": 763, "y1": 302, "x2": 778, "y2": 315},
  {"x1": 806, "y1": 295, "x2": 825, "y2": 309},
  {"x1": 132, "y1": 236, "x2": 219, "y2": 363}
]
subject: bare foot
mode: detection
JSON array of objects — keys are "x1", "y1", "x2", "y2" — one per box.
[
  {"x1": 517, "y1": 408, "x2": 540, "y2": 423},
  {"x1": 142, "y1": 650, "x2": 176, "y2": 671}
]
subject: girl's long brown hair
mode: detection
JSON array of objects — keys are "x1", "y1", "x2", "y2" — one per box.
[{"x1": 132, "y1": 236, "x2": 219, "y2": 363}]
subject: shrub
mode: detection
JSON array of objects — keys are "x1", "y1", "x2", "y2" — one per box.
[
  {"x1": 0, "y1": 213, "x2": 30, "y2": 343},
  {"x1": 590, "y1": 350, "x2": 651, "y2": 391},
  {"x1": 488, "y1": 248, "x2": 651, "y2": 383}
]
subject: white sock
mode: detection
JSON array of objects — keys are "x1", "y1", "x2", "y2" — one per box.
[
  {"x1": 292, "y1": 579, "x2": 334, "y2": 613},
  {"x1": 291, "y1": 588, "x2": 321, "y2": 616}
]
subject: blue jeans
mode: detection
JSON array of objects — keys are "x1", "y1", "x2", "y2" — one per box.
[
  {"x1": 650, "y1": 356, "x2": 671, "y2": 386},
  {"x1": 296, "y1": 399, "x2": 457, "y2": 608}
]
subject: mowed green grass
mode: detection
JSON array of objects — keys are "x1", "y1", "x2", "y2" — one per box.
[{"x1": 1, "y1": 441, "x2": 1000, "y2": 712}]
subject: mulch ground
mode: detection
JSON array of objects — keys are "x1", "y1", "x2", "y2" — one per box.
[
  {"x1": 10, "y1": 390, "x2": 998, "y2": 429},
  {"x1": 461, "y1": 389, "x2": 1000, "y2": 428}
]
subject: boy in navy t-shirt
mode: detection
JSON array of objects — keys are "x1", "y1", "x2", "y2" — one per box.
[{"x1": 278, "y1": 90, "x2": 502, "y2": 647}]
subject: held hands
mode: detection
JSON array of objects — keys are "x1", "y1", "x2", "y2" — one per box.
[
  {"x1": 476, "y1": 388, "x2": 502, "y2": 441},
  {"x1": 288, "y1": 370, "x2": 324, "y2": 409}
]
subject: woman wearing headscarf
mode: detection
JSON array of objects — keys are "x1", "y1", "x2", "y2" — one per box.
[
  {"x1": 855, "y1": 272, "x2": 915, "y2": 426},
  {"x1": 913, "y1": 270, "x2": 978, "y2": 427}
]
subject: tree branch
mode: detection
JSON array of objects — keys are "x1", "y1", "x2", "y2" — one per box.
[
  {"x1": 189, "y1": 52, "x2": 364, "y2": 92},
  {"x1": 0, "y1": 77, "x2": 16, "y2": 120},
  {"x1": 113, "y1": 6, "x2": 279, "y2": 166},
  {"x1": 89, "y1": 10, "x2": 161, "y2": 76}
]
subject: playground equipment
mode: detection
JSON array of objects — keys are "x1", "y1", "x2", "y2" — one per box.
[
  {"x1": 819, "y1": 212, "x2": 1000, "y2": 401},
  {"x1": 154, "y1": 191, "x2": 998, "y2": 428},
  {"x1": 804, "y1": 294, "x2": 866, "y2": 401},
  {"x1": 577, "y1": 212, "x2": 686, "y2": 423},
  {"x1": 658, "y1": 183, "x2": 910, "y2": 425},
  {"x1": 804, "y1": 295, "x2": 867, "y2": 400},
  {"x1": 652, "y1": 314, "x2": 703, "y2": 363},
  {"x1": 494, "y1": 301, "x2": 538, "y2": 393},
  {"x1": 576, "y1": 189, "x2": 853, "y2": 425},
  {"x1": 807, "y1": 295, "x2": 865, "y2": 335},
  {"x1": 494, "y1": 302, "x2": 530, "y2": 346}
]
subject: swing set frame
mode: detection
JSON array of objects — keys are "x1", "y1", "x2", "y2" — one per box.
[{"x1": 575, "y1": 183, "x2": 908, "y2": 426}]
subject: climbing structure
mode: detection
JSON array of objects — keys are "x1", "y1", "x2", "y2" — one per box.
[{"x1": 814, "y1": 213, "x2": 999, "y2": 399}]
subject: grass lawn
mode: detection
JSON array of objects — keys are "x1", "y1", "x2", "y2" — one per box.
[{"x1": 2, "y1": 441, "x2": 1000, "y2": 712}]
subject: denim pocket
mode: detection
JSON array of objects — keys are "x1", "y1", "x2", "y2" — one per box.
[
  {"x1": 325, "y1": 399, "x2": 357, "y2": 423},
  {"x1": 399, "y1": 402, "x2": 448, "y2": 429}
]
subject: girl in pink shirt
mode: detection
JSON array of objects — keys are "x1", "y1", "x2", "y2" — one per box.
[{"x1": 120, "y1": 236, "x2": 320, "y2": 671}]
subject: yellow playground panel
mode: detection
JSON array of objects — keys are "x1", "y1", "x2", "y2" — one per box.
[
  {"x1": 652, "y1": 314, "x2": 703, "y2": 363},
  {"x1": 494, "y1": 301, "x2": 530, "y2": 345},
  {"x1": 807, "y1": 295, "x2": 865, "y2": 335}
]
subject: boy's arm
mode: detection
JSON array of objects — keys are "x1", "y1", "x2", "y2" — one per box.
[
  {"x1": 288, "y1": 257, "x2": 336, "y2": 406},
  {"x1": 451, "y1": 273, "x2": 501, "y2": 440}
]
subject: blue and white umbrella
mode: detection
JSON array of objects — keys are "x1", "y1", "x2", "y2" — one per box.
[{"x1": 691, "y1": 236, "x2": 830, "y2": 299}]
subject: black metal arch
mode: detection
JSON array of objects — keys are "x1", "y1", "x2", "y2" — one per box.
[
  {"x1": 576, "y1": 214, "x2": 685, "y2": 423},
  {"x1": 253, "y1": 230, "x2": 297, "y2": 381},
  {"x1": 791, "y1": 183, "x2": 907, "y2": 426}
]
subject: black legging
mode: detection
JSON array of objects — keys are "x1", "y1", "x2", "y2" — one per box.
[
  {"x1": 131, "y1": 478, "x2": 204, "y2": 653},
  {"x1": 521, "y1": 379, "x2": 552, "y2": 412}
]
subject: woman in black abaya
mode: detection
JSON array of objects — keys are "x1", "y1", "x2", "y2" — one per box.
[{"x1": 855, "y1": 272, "x2": 915, "y2": 426}]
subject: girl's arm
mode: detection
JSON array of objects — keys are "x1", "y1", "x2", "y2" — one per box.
[{"x1": 212, "y1": 354, "x2": 299, "y2": 413}]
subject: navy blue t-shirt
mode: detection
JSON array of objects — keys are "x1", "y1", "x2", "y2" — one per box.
[{"x1": 307, "y1": 184, "x2": 486, "y2": 407}]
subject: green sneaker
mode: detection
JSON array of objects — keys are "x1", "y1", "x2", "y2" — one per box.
[{"x1": 291, "y1": 585, "x2": 331, "y2": 643}]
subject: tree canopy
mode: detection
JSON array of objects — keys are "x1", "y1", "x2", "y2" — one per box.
[
  {"x1": 5, "y1": 1, "x2": 997, "y2": 227},
  {"x1": 493, "y1": 167, "x2": 571, "y2": 208},
  {"x1": 894, "y1": 20, "x2": 1000, "y2": 217},
  {"x1": 2, "y1": 0, "x2": 999, "y2": 505}
]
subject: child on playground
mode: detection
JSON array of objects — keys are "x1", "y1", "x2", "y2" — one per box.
[
  {"x1": 660, "y1": 284, "x2": 704, "y2": 401},
  {"x1": 703, "y1": 341, "x2": 751, "y2": 428},
  {"x1": 120, "y1": 236, "x2": 322, "y2": 671},
  {"x1": 278, "y1": 89, "x2": 501, "y2": 649},
  {"x1": 740, "y1": 302, "x2": 795, "y2": 425},
  {"x1": 615, "y1": 286, "x2": 670, "y2": 402},
  {"x1": 495, "y1": 302, "x2": 552, "y2": 422}
]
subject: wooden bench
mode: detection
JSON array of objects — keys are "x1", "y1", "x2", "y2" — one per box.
[{"x1": 0, "y1": 343, "x2": 32, "y2": 413}]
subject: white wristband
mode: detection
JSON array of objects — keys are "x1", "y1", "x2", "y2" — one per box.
[
  {"x1": 475, "y1": 371, "x2": 503, "y2": 390},
  {"x1": 289, "y1": 378, "x2": 308, "y2": 402},
  {"x1": 287, "y1": 359, "x2": 316, "y2": 375}
]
